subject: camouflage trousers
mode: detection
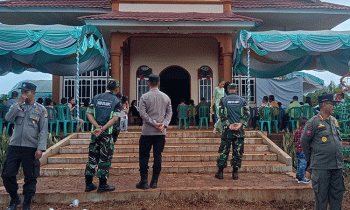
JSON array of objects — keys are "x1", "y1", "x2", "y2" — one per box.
[
  {"x1": 85, "y1": 134, "x2": 115, "y2": 179},
  {"x1": 216, "y1": 130, "x2": 244, "y2": 170}
]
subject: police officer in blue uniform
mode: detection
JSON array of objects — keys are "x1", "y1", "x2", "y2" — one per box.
[
  {"x1": 2, "y1": 82, "x2": 48, "y2": 210},
  {"x1": 84, "y1": 79, "x2": 121, "y2": 193},
  {"x1": 301, "y1": 93, "x2": 346, "y2": 210}
]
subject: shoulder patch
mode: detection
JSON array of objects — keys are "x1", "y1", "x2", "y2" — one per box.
[
  {"x1": 318, "y1": 123, "x2": 325, "y2": 128},
  {"x1": 306, "y1": 129, "x2": 312, "y2": 136},
  {"x1": 44, "y1": 110, "x2": 48, "y2": 118}
]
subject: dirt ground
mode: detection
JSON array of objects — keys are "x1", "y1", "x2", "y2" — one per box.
[{"x1": 0, "y1": 173, "x2": 349, "y2": 210}]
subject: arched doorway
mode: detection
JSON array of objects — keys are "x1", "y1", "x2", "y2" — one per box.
[{"x1": 160, "y1": 66, "x2": 191, "y2": 125}]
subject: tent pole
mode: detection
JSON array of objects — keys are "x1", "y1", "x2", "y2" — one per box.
[
  {"x1": 247, "y1": 44, "x2": 251, "y2": 107},
  {"x1": 76, "y1": 39, "x2": 80, "y2": 132}
]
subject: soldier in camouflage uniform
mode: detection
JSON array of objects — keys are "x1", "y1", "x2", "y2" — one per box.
[
  {"x1": 84, "y1": 79, "x2": 121, "y2": 193},
  {"x1": 214, "y1": 83, "x2": 249, "y2": 180}
]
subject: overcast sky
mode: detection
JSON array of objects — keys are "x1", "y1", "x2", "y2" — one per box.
[{"x1": 0, "y1": 0, "x2": 350, "y2": 94}]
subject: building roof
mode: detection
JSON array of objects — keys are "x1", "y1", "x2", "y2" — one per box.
[
  {"x1": 0, "y1": 0, "x2": 111, "y2": 9},
  {"x1": 0, "y1": 0, "x2": 349, "y2": 11},
  {"x1": 79, "y1": 11, "x2": 263, "y2": 22},
  {"x1": 232, "y1": 0, "x2": 350, "y2": 10}
]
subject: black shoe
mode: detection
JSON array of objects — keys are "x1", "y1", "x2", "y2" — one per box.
[
  {"x1": 6, "y1": 195, "x2": 21, "y2": 210},
  {"x1": 136, "y1": 181, "x2": 149, "y2": 189},
  {"x1": 97, "y1": 184, "x2": 116, "y2": 193},
  {"x1": 85, "y1": 183, "x2": 97, "y2": 192},
  {"x1": 232, "y1": 169, "x2": 238, "y2": 180},
  {"x1": 215, "y1": 167, "x2": 224, "y2": 179},
  {"x1": 215, "y1": 171, "x2": 224, "y2": 179},
  {"x1": 150, "y1": 179, "x2": 158, "y2": 188},
  {"x1": 22, "y1": 204, "x2": 31, "y2": 210}
]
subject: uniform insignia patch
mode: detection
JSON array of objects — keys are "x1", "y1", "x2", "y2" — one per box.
[
  {"x1": 318, "y1": 123, "x2": 325, "y2": 128},
  {"x1": 306, "y1": 130, "x2": 312, "y2": 136},
  {"x1": 44, "y1": 111, "x2": 48, "y2": 118},
  {"x1": 96, "y1": 100, "x2": 112, "y2": 108},
  {"x1": 335, "y1": 120, "x2": 339, "y2": 128},
  {"x1": 322, "y1": 136, "x2": 327, "y2": 142}
]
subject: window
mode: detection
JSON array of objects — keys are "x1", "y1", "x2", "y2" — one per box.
[
  {"x1": 233, "y1": 75, "x2": 256, "y2": 103},
  {"x1": 198, "y1": 66, "x2": 213, "y2": 104},
  {"x1": 63, "y1": 69, "x2": 110, "y2": 104},
  {"x1": 136, "y1": 65, "x2": 152, "y2": 104}
]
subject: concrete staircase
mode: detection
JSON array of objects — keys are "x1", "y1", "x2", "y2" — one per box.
[{"x1": 40, "y1": 127, "x2": 292, "y2": 176}]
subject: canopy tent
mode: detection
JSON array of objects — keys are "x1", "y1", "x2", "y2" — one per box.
[
  {"x1": 9, "y1": 80, "x2": 52, "y2": 99},
  {"x1": 256, "y1": 77, "x2": 303, "y2": 109},
  {"x1": 233, "y1": 30, "x2": 350, "y2": 78},
  {"x1": 286, "y1": 72, "x2": 324, "y2": 95},
  {"x1": 0, "y1": 24, "x2": 110, "y2": 76},
  {"x1": 0, "y1": 24, "x2": 110, "y2": 122}
]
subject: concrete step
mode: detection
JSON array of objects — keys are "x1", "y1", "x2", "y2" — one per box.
[
  {"x1": 69, "y1": 137, "x2": 263, "y2": 145},
  {"x1": 40, "y1": 161, "x2": 292, "y2": 176},
  {"x1": 76, "y1": 130, "x2": 258, "y2": 139},
  {"x1": 47, "y1": 151, "x2": 278, "y2": 164},
  {"x1": 58, "y1": 144, "x2": 269, "y2": 154}
]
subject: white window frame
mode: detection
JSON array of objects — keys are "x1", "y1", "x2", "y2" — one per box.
[
  {"x1": 198, "y1": 78, "x2": 212, "y2": 105},
  {"x1": 233, "y1": 75, "x2": 256, "y2": 103},
  {"x1": 137, "y1": 78, "x2": 150, "y2": 106},
  {"x1": 63, "y1": 70, "x2": 110, "y2": 104}
]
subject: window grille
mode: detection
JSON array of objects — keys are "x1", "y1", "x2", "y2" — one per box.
[
  {"x1": 233, "y1": 75, "x2": 256, "y2": 103},
  {"x1": 63, "y1": 69, "x2": 110, "y2": 104}
]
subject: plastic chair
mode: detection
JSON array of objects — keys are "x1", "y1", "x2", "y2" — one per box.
[
  {"x1": 178, "y1": 105, "x2": 189, "y2": 129},
  {"x1": 289, "y1": 107, "x2": 302, "y2": 131},
  {"x1": 46, "y1": 107, "x2": 57, "y2": 133},
  {"x1": 272, "y1": 107, "x2": 280, "y2": 133},
  {"x1": 301, "y1": 105, "x2": 313, "y2": 119},
  {"x1": 249, "y1": 107, "x2": 259, "y2": 129},
  {"x1": 259, "y1": 107, "x2": 273, "y2": 133},
  {"x1": 188, "y1": 106, "x2": 196, "y2": 126},
  {"x1": 79, "y1": 108, "x2": 91, "y2": 131},
  {"x1": 277, "y1": 108, "x2": 285, "y2": 131},
  {"x1": 55, "y1": 104, "x2": 71, "y2": 136},
  {"x1": 198, "y1": 106, "x2": 210, "y2": 129}
]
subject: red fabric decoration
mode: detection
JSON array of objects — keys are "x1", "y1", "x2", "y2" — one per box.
[
  {"x1": 140, "y1": 76, "x2": 144, "y2": 80},
  {"x1": 206, "y1": 75, "x2": 211, "y2": 80}
]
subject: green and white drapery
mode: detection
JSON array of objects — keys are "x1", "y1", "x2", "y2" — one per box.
[
  {"x1": 0, "y1": 24, "x2": 110, "y2": 125},
  {"x1": 234, "y1": 30, "x2": 350, "y2": 78}
]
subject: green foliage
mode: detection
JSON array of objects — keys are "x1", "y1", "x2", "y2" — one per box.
[
  {"x1": 282, "y1": 129, "x2": 297, "y2": 168},
  {"x1": 306, "y1": 81, "x2": 344, "y2": 106},
  {"x1": 47, "y1": 132, "x2": 60, "y2": 148},
  {"x1": 0, "y1": 128, "x2": 10, "y2": 171},
  {"x1": 0, "y1": 94, "x2": 9, "y2": 103}
]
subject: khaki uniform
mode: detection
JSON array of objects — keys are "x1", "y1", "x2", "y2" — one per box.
[{"x1": 301, "y1": 114, "x2": 346, "y2": 210}]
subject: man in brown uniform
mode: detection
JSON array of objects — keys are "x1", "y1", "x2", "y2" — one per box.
[
  {"x1": 301, "y1": 93, "x2": 345, "y2": 210},
  {"x1": 136, "y1": 74, "x2": 172, "y2": 189}
]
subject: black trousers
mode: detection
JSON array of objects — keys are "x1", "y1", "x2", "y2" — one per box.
[
  {"x1": 1, "y1": 146, "x2": 40, "y2": 197},
  {"x1": 139, "y1": 135, "x2": 165, "y2": 175}
]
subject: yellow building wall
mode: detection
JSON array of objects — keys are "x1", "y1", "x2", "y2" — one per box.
[{"x1": 129, "y1": 37, "x2": 219, "y2": 104}]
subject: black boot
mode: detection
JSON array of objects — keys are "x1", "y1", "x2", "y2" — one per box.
[
  {"x1": 6, "y1": 192, "x2": 21, "y2": 210},
  {"x1": 85, "y1": 175, "x2": 97, "y2": 192},
  {"x1": 150, "y1": 173, "x2": 160, "y2": 188},
  {"x1": 22, "y1": 195, "x2": 32, "y2": 210},
  {"x1": 97, "y1": 178, "x2": 115, "y2": 193},
  {"x1": 136, "y1": 173, "x2": 149, "y2": 189},
  {"x1": 215, "y1": 167, "x2": 224, "y2": 179},
  {"x1": 232, "y1": 168, "x2": 239, "y2": 180}
]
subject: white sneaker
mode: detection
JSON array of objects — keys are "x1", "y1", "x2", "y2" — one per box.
[{"x1": 298, "y1": 178, "x2": 310, "y2": 184}]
